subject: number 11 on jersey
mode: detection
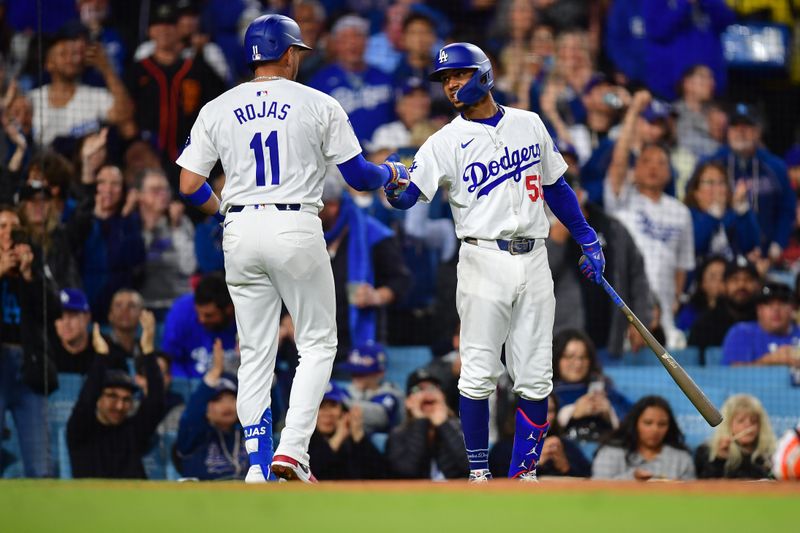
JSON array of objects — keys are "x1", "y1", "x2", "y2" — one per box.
[{"x1": 250, "y1": 130, "x2": 280, "y2": 186}]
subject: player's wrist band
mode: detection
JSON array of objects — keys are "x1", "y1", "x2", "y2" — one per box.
[{"x1": 181, "y1": 182, "x2": 213, "y2": 206}]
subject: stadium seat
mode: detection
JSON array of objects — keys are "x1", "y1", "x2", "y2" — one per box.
[
  {"x1": 57, "y1": 427, "x2": 72, "y2": 479},
  {"x1": 704, "y1": 347, "x2": 724, "y2": 366},
  {"x1": 619, "y1": 346, "x2": 700, "y2": 367},
  {"x1": 385, "y1": 346, "x2": 433, "y2": 391}
]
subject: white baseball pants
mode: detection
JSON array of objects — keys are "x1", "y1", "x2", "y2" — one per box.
[
  {"x1": 223, "y1": 206, "x2": 337, "y2": 465},
  {"x1": 456, "y1": 241, "x2": 555, "y2": 401}
]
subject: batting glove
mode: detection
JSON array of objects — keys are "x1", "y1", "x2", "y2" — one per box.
[
  {"x1": 579, "y1": 240, "x2": 605, "y2": 284},
  {"x1": 382, "y1": 160, "x2": 411, "y2": 200}
]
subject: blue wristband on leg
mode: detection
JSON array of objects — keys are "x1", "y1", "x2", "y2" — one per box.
[{"x1": 181, "y1": 182, "x2": 212, "y2": 206}]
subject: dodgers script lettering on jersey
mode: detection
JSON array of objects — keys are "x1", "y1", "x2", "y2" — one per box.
[
  {"x1": 176, "y1": 79, "x2": 362, "y2": 213},
  {"x1": 410, "y1": 107, "x2": 568, "y2": 240}
]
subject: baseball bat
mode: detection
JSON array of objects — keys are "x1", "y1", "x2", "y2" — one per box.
[{"x1": 579, "y1": 257, "x2": 723, "y2": 427}]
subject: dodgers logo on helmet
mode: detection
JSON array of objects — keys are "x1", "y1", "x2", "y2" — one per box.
[
  {"x1": 244, "y1": 14, "x2": 312, "y2": 66},
  {"x1": 429, "y1": 43, "x2": 494, "y2": 106}
]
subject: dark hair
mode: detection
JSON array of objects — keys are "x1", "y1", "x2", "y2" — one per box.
[
  {"x1": 684, "y1": 160, "x2": 730, "y2": 210},
  {"x1": 552, "y1": 329, "x2": 602, "y2": 384},
  {"x1": 639, "y1": 142, "x2": 670, "y2": 161},
  {"x1": 686, "y1": 253, "x2": 727, "y2": 310},
  {"x1": 29, "y1": 151, "x2": 76, "y2": 198},
  {"x1": 603, "y1": 395, "x2": 687, "y2": 462},
  {"x1": 402, "y1": 12, "x2": 435, "y2": 32},
  {"x1": 134, "y1": 351, "x2": 172, "y2": 376},
  {"x1": 194, "y1": 273, "x2": 232, "y2": 309}
]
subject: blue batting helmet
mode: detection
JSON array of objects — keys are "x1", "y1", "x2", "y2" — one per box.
[
  {"x1": 428, "y1": 42, "x2": 494, "y2": 106},
  {"x1": 244, "y1": 14, "x2": 311, "y2": 67}
]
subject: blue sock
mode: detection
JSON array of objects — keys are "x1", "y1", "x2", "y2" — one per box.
[
  {"x1": 518, "y1": 396, "x2": 548, "y2": 426},
  {"x1": 459, "y1": 395, "x2": 489, "y2": 471},
  {"x1": 243, "y1": 407, "x2": 275, "y2": 480}
]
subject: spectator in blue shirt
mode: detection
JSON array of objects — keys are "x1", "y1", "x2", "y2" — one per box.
[
  {"x1": 174, "y1": 340, "x2": 248, "y2": 480},
  {"x1": 642, "y1": 0, "x2": 735, "y2": 101},
  {"x1": 310, "y1": 15, "x2": 395, "y2": 146},
  {"x1": 722, "y1": 282, "x2": 800, "y2": 366},
  {"x1": 161, "y1": 273, "x2": 238, "y2": 378},
  {"x1": 705, "y1": 104, "x2": 796, "y2": 259}
]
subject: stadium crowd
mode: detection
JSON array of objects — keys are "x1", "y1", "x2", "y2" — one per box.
[{"x1": 1, "y1": 0, "x2": 800, "y2": 481}]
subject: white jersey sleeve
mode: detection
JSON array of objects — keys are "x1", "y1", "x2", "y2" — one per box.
[
  {"x1": 409, "y1": 135, "x2": 448, "y2": 203},
  {"x1": 534, "y1": 116, "x2": 567, "y2": 186},
  {"x1": 176, "y1": 109, "x2": 219, "y2": 177},
  {"x1": 322, "y1": 100, "x2": 362, "y2": 165},
  {"x1": 676, "y1": 206, "x2": 696, "y2": 271}
]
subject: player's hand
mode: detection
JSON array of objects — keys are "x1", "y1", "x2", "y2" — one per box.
[
  {"x1": 139, "y1": 309, "x2": 156, "y2": 355},
  {"x1": 579, "y1": 240, "x2": 605, "y2": 284},
  {"x1": 382, "y1": 156, "x2": 410, "y2": 200},
  {"x1": 348, "y1": 404, "x2": 365, "y2": 443},
  {"x1": 92, "y1": 323, "x2": 110, "y2": 355}
]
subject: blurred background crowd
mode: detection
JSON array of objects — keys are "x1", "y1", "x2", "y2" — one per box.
[{"x1": 1, "y1": 0, "x2": 800, "y2": 481}]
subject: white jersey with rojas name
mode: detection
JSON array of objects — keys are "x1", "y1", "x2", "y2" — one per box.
[
  {"x1": 410, "y1": 106, "x2": 567, "y2": 240},
  {"x1": 176, "y1": 78, "x2": 362, "y2": 214}
]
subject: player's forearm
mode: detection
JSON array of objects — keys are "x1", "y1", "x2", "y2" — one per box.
[
  {"x1": 337, "y1": 154, "x2": 391, "y2": 191},
  {"x1": 180, "y1": 169, "x2": 221, "y2": 217},
  {"x1": 542, "y1": 177, "x2": 597, "y2": 245}
]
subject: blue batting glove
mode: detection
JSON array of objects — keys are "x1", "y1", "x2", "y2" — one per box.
[
  {"x1": 579, "y1": 240, "x2": 605, "y2": 284},
  {"x1": 382, "y1": 160, "x2": 410, "y2": 200}
]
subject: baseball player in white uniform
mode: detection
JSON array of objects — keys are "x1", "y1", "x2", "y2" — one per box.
[
  {"x1": 177, "y1": 15, "x2": 408, "y2": 483},
  {"x1": 384, "y1": 43, "x2": 605, "y2": 481}
]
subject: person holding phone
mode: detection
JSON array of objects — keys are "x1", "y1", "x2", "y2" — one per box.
[{"x1": 552, "y1": 329, "x2": 631, "y2": 441}]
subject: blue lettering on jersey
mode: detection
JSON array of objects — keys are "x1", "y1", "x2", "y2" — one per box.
[
  {"x1": 233, "y1": 101, "x2": 291, "y2": 125},
  {"x1": 634, "y1": 210, "x2": 683, "y2": 243},
  {"x1": 462, "y1": 144, "x2": 541, "y2": 198}
]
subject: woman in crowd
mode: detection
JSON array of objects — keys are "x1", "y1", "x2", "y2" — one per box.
[
  {"x1": 552, "y1": 329, "x2": 631, "y2": 442},
  {"x1": 684, "y1": 160, "x2": 760, "y2": 259},
  {"x1": 695, "y1": 394, "x2": 776, "y2": 479},
  {"x1": 592, "y1": 395, "x2": 695, "y2": 480},
  {"x1": 675, "y1": 254, "x2": 727, "y2": 332}
]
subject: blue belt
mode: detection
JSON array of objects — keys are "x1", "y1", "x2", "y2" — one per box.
[
  {"x1": 228, "y1": 204, "x2": 301, "y2": 212},
  {"x1": 464, "y1": 237, "x2": 541, "y2": 255}
]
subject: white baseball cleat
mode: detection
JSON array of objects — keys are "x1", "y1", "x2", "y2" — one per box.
[
  {"x1": 244, "y1": 465, "x2": 268, "y2": 483},
  {"x1": 270, "y1": 455, "x2": 318, "y2": 483},
  {"x1": 518, "y1": 470, "x2": 539, "y2": 483},
  {"x1": 468, "y1": 469, "x2": 493, "y2": 483}
]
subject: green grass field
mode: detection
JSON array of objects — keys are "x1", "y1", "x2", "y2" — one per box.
[{"x1": 1, "y1": 480, "x2": 796, "y2": 533}]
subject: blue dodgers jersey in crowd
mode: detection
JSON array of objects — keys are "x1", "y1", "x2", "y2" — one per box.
[
  {"x1": 161, "y1": 293, "x2": 238, "y2": 378},
  {"x1": 309, "y1": 64, "x2": 395, "y2": 146},
  {"x1": 722, "y1": 322, "x2": 800, "y2": 366}
]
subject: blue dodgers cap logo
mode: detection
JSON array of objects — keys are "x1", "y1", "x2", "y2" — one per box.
[{"x1": 463, "y1": 143, "x2": 541, "y2": 198}]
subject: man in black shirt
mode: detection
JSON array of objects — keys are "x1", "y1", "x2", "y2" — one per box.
[
  {"x1": 54, "y1": 288, "x2": 98, "y2": 374},
  {"x1": 67, "y1": 312, "x2": 164, "y2": 478},
  {"x1": 689, "y1": 257, "x2": 761, "y2": 358}
]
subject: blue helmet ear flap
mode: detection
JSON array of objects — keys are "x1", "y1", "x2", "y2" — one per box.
[{"x1": 455, "y1": 62, "x2": 494, "y2": 106}]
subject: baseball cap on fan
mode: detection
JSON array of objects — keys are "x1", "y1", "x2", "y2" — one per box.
[
  {"x1": 339, "y1": 341, "x2": 388, "y2": 376},
  {"x1": 60, "y1": 288, "x2": 90, "y2": 313},
  {"x1": 723, "y1": 255, "x2": 759, "y2": 280},
  {"x1": 211, "y1": 372, "x2": 238, "y2": 400},
  {"x1": 322, "y1": 381, "x2": 349, "y2": 405},
  {"x1": 729, "y1": 103, "x2": 761, "y2": 127},
  {"x1": 641, "y1": 99, "x2": 673, "y2": 123},
  {"x1": 150, "y1": 2, "x2": 177, "y2": 26}
]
